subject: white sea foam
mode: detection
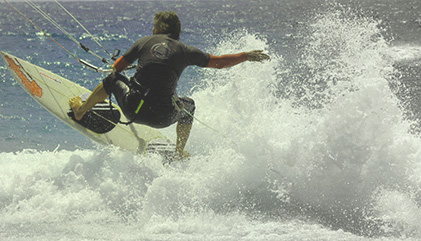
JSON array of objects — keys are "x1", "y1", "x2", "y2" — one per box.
[{"x1": 388, "y1": 45, "x2": 421, "y2": 63}]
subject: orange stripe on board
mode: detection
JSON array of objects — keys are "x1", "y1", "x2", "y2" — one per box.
[{"x1": 5, "y1": 55, "x2": 43, "y2": 98}]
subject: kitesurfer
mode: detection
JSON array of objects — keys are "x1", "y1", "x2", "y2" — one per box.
[{"x1": 69, "y1": 11, "x2": 270, "y2": 160}]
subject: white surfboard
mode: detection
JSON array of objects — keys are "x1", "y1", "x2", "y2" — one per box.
[{"x1": 1, "y1": 51, "x2": 174, "y2": 154}]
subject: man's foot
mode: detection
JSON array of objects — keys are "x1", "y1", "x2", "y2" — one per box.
[
  {"x1": 173, "y1": 149, "x2": 190, "y2": 162},
  {"x1": 69, "y1": 97, "x2": 85, "y2": 121}
]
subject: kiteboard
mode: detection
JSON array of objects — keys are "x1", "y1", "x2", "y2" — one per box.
[{"x1": 1, "y1": 51, "x2": 175, "y2": 155}]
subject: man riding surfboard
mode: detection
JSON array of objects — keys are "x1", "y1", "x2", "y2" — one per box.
[{"x1": 69, "y1": 11, "x2": 270, "y2": 160}]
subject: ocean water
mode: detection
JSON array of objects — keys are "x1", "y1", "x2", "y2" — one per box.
[{"x1": 1, "y1": 0, "x2": 421, "y2": 240}]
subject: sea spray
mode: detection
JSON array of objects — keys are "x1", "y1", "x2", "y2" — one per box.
[{"x1": 187, "y1": 6, "x2": 421, "y2": 238}]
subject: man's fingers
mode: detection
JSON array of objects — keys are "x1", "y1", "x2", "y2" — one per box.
[{"x1": 246, "y1": 50, "x2": 270, "y2": 62}]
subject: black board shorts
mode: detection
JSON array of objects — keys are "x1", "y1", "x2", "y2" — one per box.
[{"x1": 103, "y1": 72, "x2": 195, "y2": 128}]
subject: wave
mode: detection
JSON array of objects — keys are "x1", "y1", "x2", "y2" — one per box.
[
  {"x1": 2, "y1": 4, "x2": 421, "y2": 241},
  {"x1": 191, "y1": 6, "x2": 421, "y2": 238}
]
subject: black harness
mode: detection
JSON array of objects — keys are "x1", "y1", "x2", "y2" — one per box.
[{"x1": 109, "y1": 78, "x2": 150, "y2": 125}]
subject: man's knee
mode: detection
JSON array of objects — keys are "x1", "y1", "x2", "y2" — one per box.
[
  {"x1": 183, "y1": 97, "x2": 195, "y2": 115},
  {"x1": 102, "y1": 72, "x2": 128, "y2": 95},
  {"x1": 178, "y1": 97, "x2": 195, "y2": 125}
]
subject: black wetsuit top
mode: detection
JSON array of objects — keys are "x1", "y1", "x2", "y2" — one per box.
[
  {"x1": 103, "y1": 34, "x2": 210, "y2": 128},
  {"x1": 123, "y1": 34, "x2": 210, "y2": 103}
]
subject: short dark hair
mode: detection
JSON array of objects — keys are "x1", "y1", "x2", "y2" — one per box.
[{"x1": 154, "y1": 11, "x2": 181, "y2": 40}]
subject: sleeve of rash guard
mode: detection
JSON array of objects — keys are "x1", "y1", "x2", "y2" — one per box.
[
  {"x1": 112, "y1": 56, "x2": 131, "y2": 72},
  {"x1": 184, "y1": 44, "x2": 210, "y2": 67},
  {"x1": 113, "y1": 37, "x2": 149, "y2": 72}
]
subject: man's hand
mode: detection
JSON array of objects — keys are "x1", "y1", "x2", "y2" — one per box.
[{"x1": 246, "y1": 50, "x2": 270, "y2": 62}]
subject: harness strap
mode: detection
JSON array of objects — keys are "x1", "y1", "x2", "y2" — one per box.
[
  {"x1": 108, "y1": 93, "x2": 145, "y2": 125},
  {"x1": 108, "y1": 82, "x2": 149, "y2": 125},
  {"x1": 135, "y1": 99, "x2": 144, "y2": 114}
]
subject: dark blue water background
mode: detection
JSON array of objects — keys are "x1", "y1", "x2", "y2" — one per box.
[{"x1": 1, "y1": 0, "x2": 420, "y2": 152}]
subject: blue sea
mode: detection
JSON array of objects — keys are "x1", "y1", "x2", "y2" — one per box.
[{"x1": 1, "y1": 0, "x2": 421, "y2": 240}]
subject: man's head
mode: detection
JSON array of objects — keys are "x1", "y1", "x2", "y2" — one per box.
[{"x1": 153, "y1": 11, "x2": 181, "y2": 40}]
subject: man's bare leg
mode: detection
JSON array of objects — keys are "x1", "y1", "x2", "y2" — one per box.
[
  {"x1": 69, "y1": 83, "x2": 109, "y2": 120},
  {"x1": 175, "y1": 122, "x2": 192, "y2": 160}
]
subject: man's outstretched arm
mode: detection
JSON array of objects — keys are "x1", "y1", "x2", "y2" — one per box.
[{"x1": 206, "y1": 50, "x2": 270, "y2": 69}]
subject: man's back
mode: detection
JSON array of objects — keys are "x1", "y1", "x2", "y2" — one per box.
[{"x1": 123, "y1": 35, "x2": 210, "y2": 101}]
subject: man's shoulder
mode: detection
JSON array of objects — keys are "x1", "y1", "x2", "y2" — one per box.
[
  {"x1": 134, "y1": 35, "x2": 155, "y2": 43},
  {"x1": 134, "y1": 35, "x2": 181, "y2": 46},
  {"x1": 134, "y1": 34, "x2": 205, "y2": 55}
]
